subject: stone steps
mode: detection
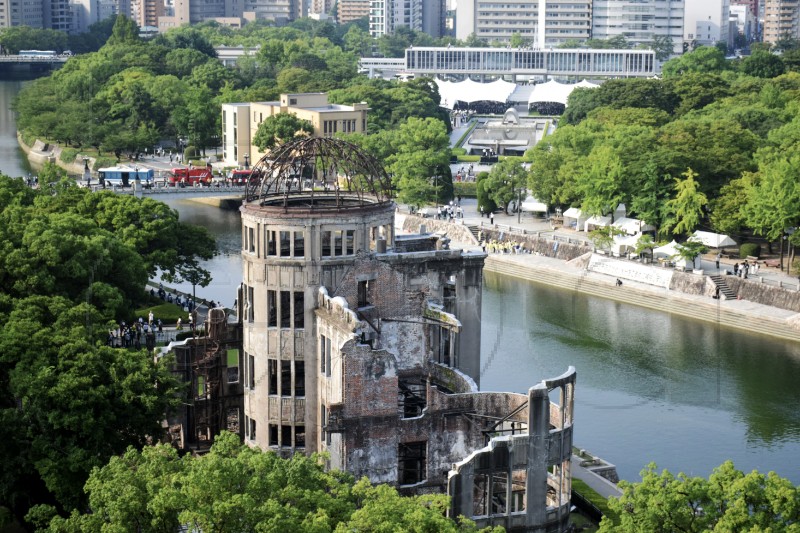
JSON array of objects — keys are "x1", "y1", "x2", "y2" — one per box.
[
  {"x1": 709, "y1": 274, "x2": 737, "y2": 300},
  {"x1": 484, "y1": 257, "x2": 800, "y2": 343}
]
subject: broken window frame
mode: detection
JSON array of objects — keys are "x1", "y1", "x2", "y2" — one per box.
[{"x1": 398, "y1": 441, "x2": 427, "y2": 486}]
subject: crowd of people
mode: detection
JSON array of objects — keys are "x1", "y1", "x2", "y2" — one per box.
[
  {"x1": 107, "y1": 315, "x2": 161, "y2": 349},
  {"x1": 731, "y1": 260, "x2": 759, "y2": 279}
]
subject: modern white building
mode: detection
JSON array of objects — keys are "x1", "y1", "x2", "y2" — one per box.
[
  {"x1": 684, "y1": 0, "x2": 732, "y2": 49},
  {"x1": 455, "y1": 0, "x2": 592, "y2": 47},
  {"x1": 369, "y1": 0, "x2": 445, "y2": 38},
  {"x1": 591, "y1": 0, "x2": 685, "y2": 55}
]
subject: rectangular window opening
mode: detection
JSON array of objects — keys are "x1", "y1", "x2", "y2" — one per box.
[
  {"x1": 293, "y1": 231, "x2": 305, "y2": 257},
  {"x1": 267, "y1": 230, "x2": 277, "y2": 256},
  {"x1": 295, "y1": 361, "x2": 305, "y2": 397},
  {"x1": 333, "y1": 230, "x2": 343, "y2": 256},
  {"x1": 281, "y1": 425, "x2": 292, "y2": 446},
  {"x1": 295, "y1": 425, "x2": 305, "y2": 448},
  {"x1": 226, "y1": 349, "x2": 239, "y2": 383},
  {"x1": 248, "y1": 353, "x2": 255, "y2": 389},
  {"x1": 281, "y1": 360, "x2": 291, "y2": 396},
  {"x1": 399, "y1": 378, "x2": 426, "y2": 418},
  {"x1": 357, "y1": 280, "x2": 371, "y2": 308},
  {"x1": 268, "y1": 290, "x2": 277, "y2": 327},
  {"x1": 280, "y1": 290, "x2": 291, "y2": 328},
  {"x1": 268, "y1": 359, "x2": 278, "y2": 395},
  {"x1": 294, "y1": 291, "x2": 304, "y2": 329},
  {"x1": 398, "y1": 441, "x2": 427, "y2": 485},
  {"x1": 279, "y1": 230, "x2": 291, "y2": 257},
  {"x1": 269, "y1": 424, "x2": 278, "y2": 446}
]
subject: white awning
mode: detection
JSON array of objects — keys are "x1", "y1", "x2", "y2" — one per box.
[
  {"x1": 563, "y1": 207, "x2": 582, "y2": 218},
  {"x1": 584, "y1": 215, "x2": 612, "y2": 231},
  {"x1": 653, "y1": 240, "x2": 680, "y2": 259}
]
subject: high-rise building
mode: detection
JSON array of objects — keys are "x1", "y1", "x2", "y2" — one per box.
[
  {"x1": 591, "y1": 0, "x2": 685, "y2": 55},
  {"x1": 763, "y1": 0, "x2": 800, "y2": 43},
  {"x1": 337, "y1": 0, "x2": 369, "y2": 24},
  {"x1": 730, "y1": 3, "x2": 756, "y2": 41},
  {"x1": 44, "y1": 0, "x2": 73, "y2": 31},
  {"x1": 0, "y1": 0, "x2": 44, "y2": 28},
  {"x1": 684, "y1": 0, "x2": 732, "y2": 48},
  {"x1": 456, "y1": 0, "x2": 592, "y2": 47},
  {"x1": 370, "y1": 0, "x2": 445, "y2": 38}
]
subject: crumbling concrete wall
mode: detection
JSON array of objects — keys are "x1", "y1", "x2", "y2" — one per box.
[{"x1": 403, "y1": 214, "x2": 478, "y2": 245}]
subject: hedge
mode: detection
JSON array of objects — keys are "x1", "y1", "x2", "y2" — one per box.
[
  {"x1": 93, "y1": 157, "x2": 117, "y2": 170},
  {"x1": 739, "y1": 242, "x2": 761, "y2": 258},
  {"x1": 456, "y1": 155, "x2": 481, "y2": 162},
  {"x1": 59, "y1": 148, "x2": 79, "y2": 164},
  {"x1": 453, "y1": 182, "x2": 477, "y2": 198}
]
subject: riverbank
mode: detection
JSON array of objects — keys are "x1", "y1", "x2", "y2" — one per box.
[{"x1": 400, "y1": 211, "x2": 800, "y2": 343}]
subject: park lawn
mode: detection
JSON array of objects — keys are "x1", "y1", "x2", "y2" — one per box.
[
  {"x1": 134, "y1": 302, "x2": 188, "y2": 324},
  {"x1": 572, "y1": 478, "x2": 618, "y2": 523}
]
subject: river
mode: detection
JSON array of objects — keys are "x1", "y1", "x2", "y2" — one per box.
[{"x1": 2, "y1": 79, "x2": 800, "y2": 485}]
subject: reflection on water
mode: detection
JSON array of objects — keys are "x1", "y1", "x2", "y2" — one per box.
[
  {"x1": 0, "y1": 79, "x2": 33, "y2": 179},
  {"x1": 480, "y1": 271, "x2": 800, "y2": 483},
  {"x1": 157, "y1": 197, "x2": 243, "y2": 306}
]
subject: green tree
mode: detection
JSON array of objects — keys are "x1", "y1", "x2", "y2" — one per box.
[
  {"x1": 482, "y1": 158, "x2": 528, "y2": 214},
  {"x1": 252, "y1": 112, "x2": 314, "y2": 152},
  {"x1": 649, "y1": 34, "x2": 675, "y2": 61},
  {"x1": 386, "y1": 117, "x2": 452, "y2": 208},
  {"x1": 577, "y1": 145, "x2": 625, "y2": 220},
  {"x1": 40, "y1": 432, "x2": 497, "y2": 532},
  {"x1": 599, "y1": 461, "x2": 800, "y2": 532},
  {"x1": 662, "y1": 168, "x2": 708, "y2": 238},
  {"x1": 509, "y1": 33, "x2": 529, "y2": 48},
  {"x1": 661, "y1": 46, "x2": 729, "y2": 78},
  {"x1": 475, "y1": 172, "x2": 497, "y2": 215},
  {"x1": 743, "y1": 154, "x2": 800, "y2": 243},
  {"x1": 106, "y1": 15, "x2": 140, "y2": 47},
  {"x1": 741, "y1": 49, "x2": 785, "y2": 78},
  {"x1": 675, "y1": 238, "x2": 707, "y2": 269}
]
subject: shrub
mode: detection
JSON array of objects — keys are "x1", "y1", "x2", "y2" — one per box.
[
  {"x1": 184, "y1": 146, "x2": 198, "y2": 160},
  {"x1": 451, "y1": 147, "x2": 467, "y2": 156},
  {"x1": 59, "y1": 148, "x2": 79, "y2": 164},
  {"x1": 739, "y1": 242, "x2": 761, "y2": 258},
  {"x1": 453, "y1": 182, "x2": 477, "y2": 198},
  {"x1": 21, "y1": 131, "x2": 36, "y2": 147},
  {"x1": 93, "y1": 157, "x2": 117, "y2": 170},
  {"x1": 476, "y1": 172, "x2": 497, "y2": 214}
]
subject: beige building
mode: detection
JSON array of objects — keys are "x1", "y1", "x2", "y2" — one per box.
[
  {"x1": 764, "y1": 0, "x2": 800, "y2": 43},
  {"x1": 221, "y1": 93, "x2": 369, "y2": 167},
  {"x1": 337, "y1": 0, "x2": 369, "y2": 23}
]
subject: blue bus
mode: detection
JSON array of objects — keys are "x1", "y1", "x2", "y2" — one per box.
[
  {"x1": 19, "y1": 50, "x2": 57, "y2": 57},
  {"x1": 98, "y1": 166, "x2": 154, "y2": 188}
]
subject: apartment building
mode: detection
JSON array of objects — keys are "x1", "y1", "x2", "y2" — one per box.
[
  {"x1": 763, "y1": 0, "x2": 800, "y2": 43},
  {"x1": 456, "y1": 0, "x2": 592, "y2": 47},
  {"x1": 370, "y1": 0, "x2": 446, "y2": 38},
  {"x1": 591, "y1": 0, "x2": 685, "y2": 55}
]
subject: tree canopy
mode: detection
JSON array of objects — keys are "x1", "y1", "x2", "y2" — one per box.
[
  {"x1": 599, "y1": 461, "x2": 800, "y2": 532},
  {"x1": 0, "y1": 176, "x2": 214, "y2": 525},
  {"x1": 253, "y1": 112, "x2": 314, "y2": 152},
  {"x1": 36, "y1": 431, "x2": 500, "y2": 533}
]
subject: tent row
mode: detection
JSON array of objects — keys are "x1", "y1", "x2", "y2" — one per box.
[{"x1": 435, "y1": 79, "x2": 599, "y2": 110}]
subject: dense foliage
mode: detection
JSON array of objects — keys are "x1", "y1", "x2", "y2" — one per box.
[
  {"x1": 526, "y1": 46, "x2": 800, "y2": 247},
  {"x1": 598, "y1": 461, "x2": 800, "y2": 532},
  {"x1": 0, "y1": 175, "x2": 215, "y2": 526},
  {"x1": 34, "y1": 431, "x2": 500, "y2": 533}
]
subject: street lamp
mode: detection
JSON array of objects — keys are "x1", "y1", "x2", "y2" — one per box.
[
  {"x1": 83, "y1": 156, "x2": 91, "y2": 188},
  {"x1": 517, "y1": 186, "x2": 522, "y2": 224},
  {"x1": 244, "y1": 154, "x2": 250, "y2": 170}
]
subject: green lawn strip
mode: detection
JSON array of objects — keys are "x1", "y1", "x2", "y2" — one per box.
[
  {"x1": 134, "y1": 302, "x2": 188, "y2": 325},
  {"x1": 571, "y1": 478, "x2": 618, "y2": 523}
]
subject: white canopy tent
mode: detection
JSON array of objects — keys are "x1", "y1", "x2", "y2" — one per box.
[
  {"x1": 436, "y1": 78, "x2": 517, "y2": 109},
  {"x1": 611, "y1": 234, "x2": 640, "y2": 256},
  {"x1": 528, "y1": 80, "x2": 599, "y2": 107},
  {"x1": 562, "y1": 207, "x2": 587, "y2": 230},
  {"x1": 692, "y1": 230, "x2": 737, "y2": 248},
  {"x1": 613, "y1": 217, "x2": 656, "y2": 235},
  {"x1": 584, "y1": 215, "x2": 612, "y2": 232},
  {"x1": 653, "y1": 240, "x2": 680, "y2": 259},
  {"x1": 521, "y1": 196, "x2": 548, "y2": 213}
]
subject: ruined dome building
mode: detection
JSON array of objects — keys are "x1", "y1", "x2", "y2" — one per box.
[{"x1": 231, "y1": 137, "x2": 576, "y2": 532}]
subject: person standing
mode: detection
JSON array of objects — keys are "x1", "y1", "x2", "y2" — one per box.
[
  {"x1": 715, "y1": 252, "x2": 721, "y2": 269},
  {"x1": 490, "y1": 212, "x2": 494, "y2": 226}
]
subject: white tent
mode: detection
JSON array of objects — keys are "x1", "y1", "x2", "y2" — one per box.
[
  {"x1": 436, "y1": 78, "x2": 517, "y2": 109},
  {"x1": 584, "y1": 215, "x2": 612, "y2": 232},
  {"x1": 521, "y1": 196, "x2": 547, "y2": 213},
  {"x1": 653, "y1": 240, "x2": 681, "y2": 260},
  {"x1": 611, "y1": 234, "x2": 640, "y2": 256},
  {"x1": 562, "y1": 207, "x2": 587, "y2": 230},
  {"x1": 613, "y1": 217, "x2": 656, "y2": 235},
  {"x1": 528, "y1": 80, "x2": 599, "y2": 107},
  {"x1": 692, "y1": 230, "x2": 737, "y2": 248}
]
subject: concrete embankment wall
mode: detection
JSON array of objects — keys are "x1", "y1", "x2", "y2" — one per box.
[
  {"x1": 725, "y1": 275, "x2": 800, "y2": 313},
  {"x1": 17, "y1": 134, "x2": 92, "y2": 175},
  {"x1": 484, "y1": 256, "x2": 800, "y2": 343}
]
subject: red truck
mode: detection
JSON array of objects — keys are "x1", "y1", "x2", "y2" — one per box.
[
  {"x1": 228, "y1": 169, "x2": 263, "y2": 187},
  {"x1": 168, "y1": 167, "x2": 213, "y2": 187}
]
